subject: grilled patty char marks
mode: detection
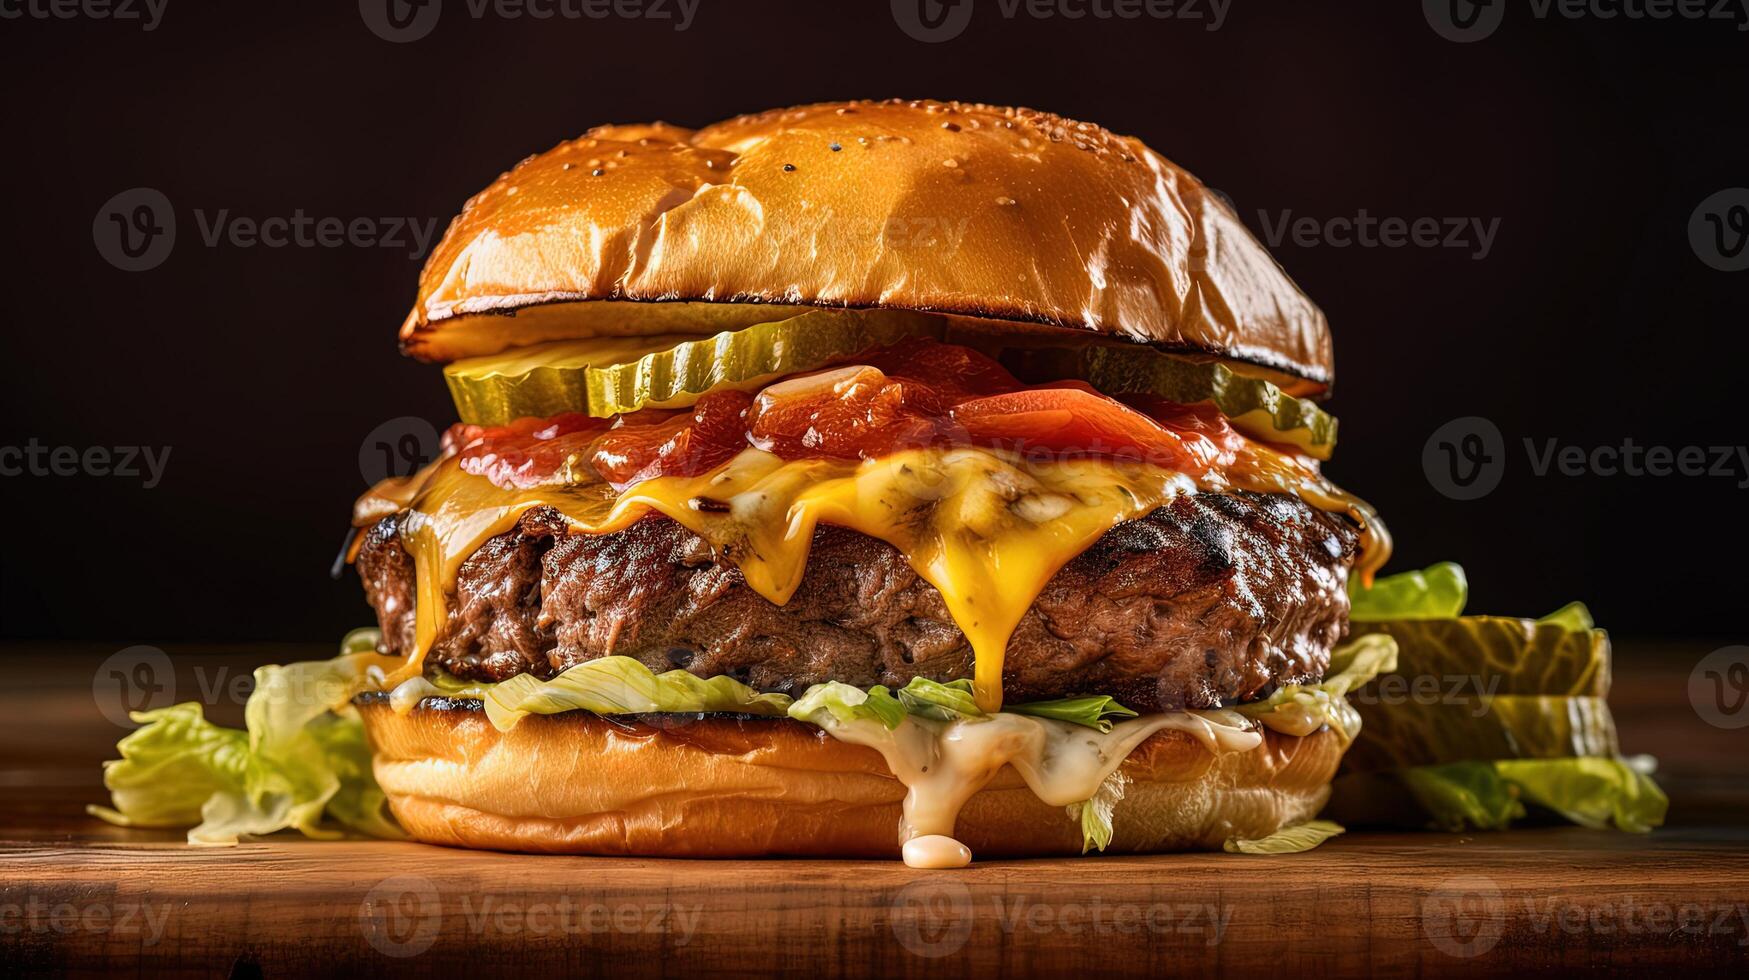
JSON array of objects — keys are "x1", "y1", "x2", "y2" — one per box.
[{"x1": 356, "y1": 491, "x2": 1358, "y2": 712}]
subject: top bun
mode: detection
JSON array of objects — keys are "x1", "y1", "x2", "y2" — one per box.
[{"x1": 402, "y1": 99, "x2": 1333, "y2": 387}]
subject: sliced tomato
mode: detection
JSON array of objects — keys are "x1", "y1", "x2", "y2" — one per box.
[
  {"x1": 454, "y1": 413, "x2": 613, "y2": 490},
  {"x1": 862, "y1": 338, "x2": 1020, "y2": 399},
  {"x1": 951, "y1": 386, "x2": 1221, "y2": 474},
  {"x1": 589, "y1": 390, "x2": 753, "y2": 490},
  {"x1": 746, "y1": 363, "x2": 954, "y2": 460},
  {"x1": 1117, "y1": 394, "x2": 1245, "y2": 469}
]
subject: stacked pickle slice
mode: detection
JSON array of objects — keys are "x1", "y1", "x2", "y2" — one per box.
[{"x1": 1326, "y1": 562, "x2": 1668, "y2": 832}]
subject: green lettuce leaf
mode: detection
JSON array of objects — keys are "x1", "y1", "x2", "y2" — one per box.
[
  {"x1": 1496, "y1": 757, "x2": 1668, "y2": 833},
  {"x1": 1223, "y1": 819, "x2": 1346, "y2": 854},
  {"x1": 1329, "y1": 758, "x2": 1667, "y2": 833},
  {"x1": 1008, "y1": 696, "x2": 1139, "y2": 733},
  {"x1": 1399, "y1": 762, "x2": 1527, "y2": 831},
  {"x1": 1065, "y1": 771, "x2": 1129, "y2": 853},
  {"x1": 89, "y1": 653, "x2": 397, "y2": 845},
  {"x1": 895, "y1": 677, "x2": 984, "y2": 721},
  {"x1": 1349, "y1": 562, "x2": 1468, "y2": 621},
  {"x1": 788, "y1": 681, "x2": 906, "y2": 729},
  {"x1": 788, "y1": 677, "x2": 1142, "y2": 733},
  {"x1": 483, "y1": 655, "x2": 794, "y2": 730},
  {"x1": 1237, "y1": 634, "x2": 1399, "y2": 739}
]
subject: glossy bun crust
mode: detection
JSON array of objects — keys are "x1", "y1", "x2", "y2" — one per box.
[
  {"x1": 402, "y1": 100, "x2": 1333, "y2": 388},
  {"x1": 357, "y1": 700, "x2": 1343, "y2": 858}
]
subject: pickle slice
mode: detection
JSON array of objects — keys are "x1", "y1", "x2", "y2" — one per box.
[
  {"x1": 1074, "y1": 346, "x2": 1337, "y2": 458},
  {"x1": 444, "y1": 309, "x2": 944, "y2": 425},
  {"x1": 1002, "y1": 345, "x2": 1338, "y2": 459},
  {"x1": 1342, "y1": 695, "x2": 1621, "y2": 774},
  {"x1": 1352, "y1": 617, "x2": 1612, "y2": 698}
]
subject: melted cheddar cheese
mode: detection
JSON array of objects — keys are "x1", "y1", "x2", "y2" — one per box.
[{"x1": 360, "y1": 440, "x2": 1388, "y2": 711}]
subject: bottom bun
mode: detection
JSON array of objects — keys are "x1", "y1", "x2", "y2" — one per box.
[{"x1": 356, "y1": 698, "x2": 1344, "y2": 858}]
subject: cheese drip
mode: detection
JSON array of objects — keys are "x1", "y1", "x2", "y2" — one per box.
[
  {"x1": 384, "y1": 448, "x2": 1194, "y2": 703},
  {"x1": 805, "y1": 708, "x2": 1263, "y2": 866},
  {"x1": 363, "y1": 440, "x2": 1389, "y2": 707}
]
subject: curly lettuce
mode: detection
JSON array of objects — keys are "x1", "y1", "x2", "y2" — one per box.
[
  {"x1": 482, "y1": 655, "x2": 793, "y2": 729},
  {"x1": 1236, "y1": 634, "x2": 1399, "y2": 740},
  {"x1": 788, "y1": 677, "x2": 1143, "y2": 732},
  {"x1": 1223, "y1": 820, "x2": 1346, "y2": 854},
  {"x1": 89, "y1": 653, "x2": 397, "y2": 845},
  {"x1": 1330, "y1": 758, "x2": 1667, "y2": 833}
]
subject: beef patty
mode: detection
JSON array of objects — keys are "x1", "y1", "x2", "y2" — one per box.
[{"x1": 356, "y1": 491, "x2": 1358, "y2": 712}]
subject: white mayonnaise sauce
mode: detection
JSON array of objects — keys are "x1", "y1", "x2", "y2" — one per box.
[
  {"x1": 902, "y1": 834, "x2": 973, "y2": 869},
  {"x1": 813, "y1": 709, "x2": 1263, "y2": 864}
]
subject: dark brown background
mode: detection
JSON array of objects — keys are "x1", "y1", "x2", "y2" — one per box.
[{"x1": 0, "y1": 0, "x2": 1745, "y2": 644}]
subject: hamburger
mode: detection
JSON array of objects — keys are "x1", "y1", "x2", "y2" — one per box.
[{"x1": 94, "y1": 100, "x2": 1398, "y2": 865}]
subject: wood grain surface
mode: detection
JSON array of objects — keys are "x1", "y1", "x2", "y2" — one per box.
[{"x1": 3, "y1": 641, "x2": 1747, "y2": 977}]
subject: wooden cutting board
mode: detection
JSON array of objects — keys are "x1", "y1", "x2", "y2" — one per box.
[{"x1": 4, "y1": 643, "x2": 1747, "y2": 977}]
